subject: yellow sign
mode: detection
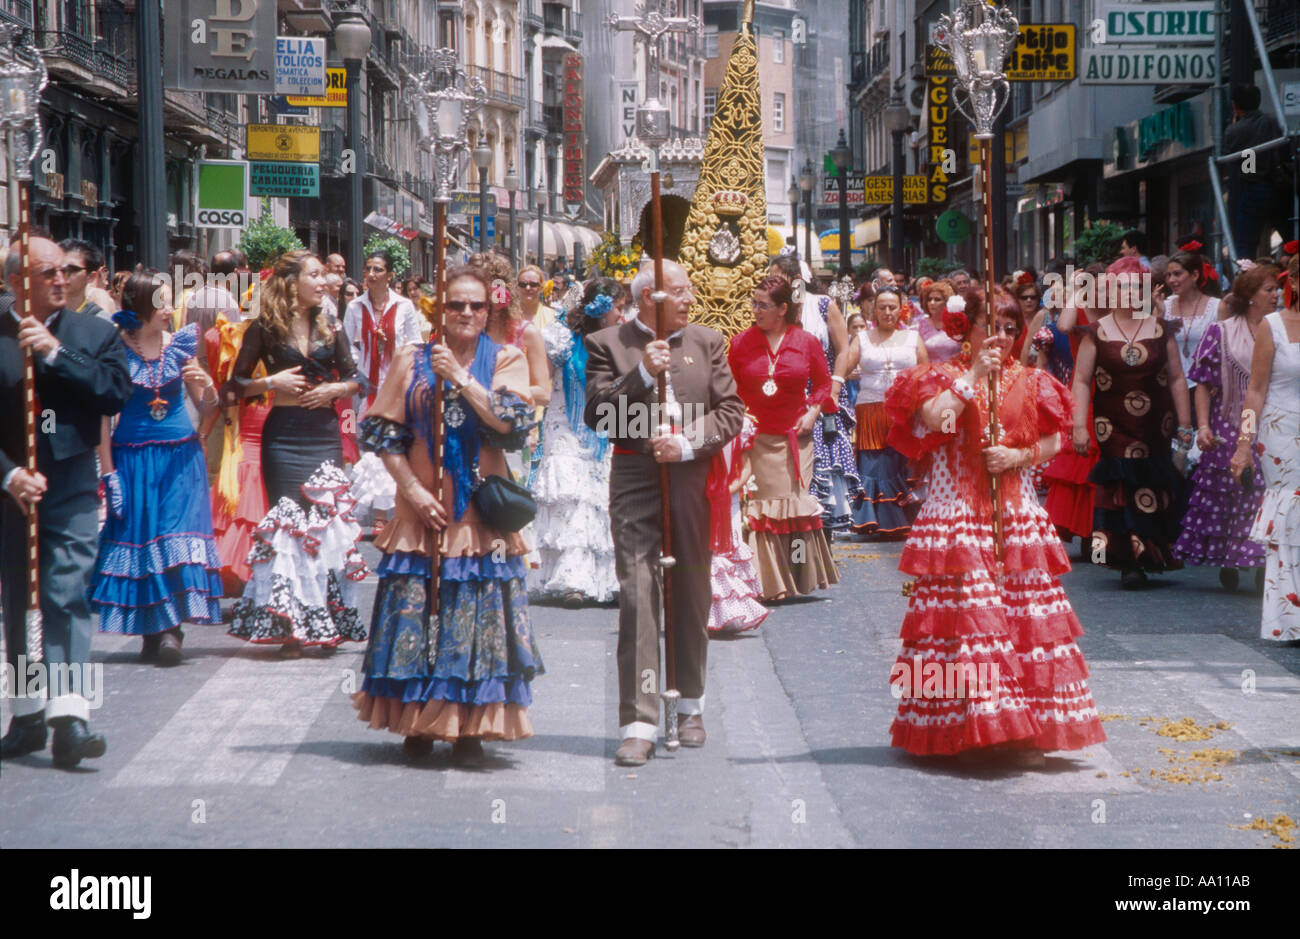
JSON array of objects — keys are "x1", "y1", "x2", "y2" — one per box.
[
  {"x1": 862, "y1": 175, "x2": 928, "y2": 205},
  {"x1": 927, "y1": 24, "x2": 1075, "y2": 82},
  {"x1": 246, "y1": 124, "x2": 320, "y2": 163},
  {"x1": 285, "y1": 67, "x2": 348, "y2": 108}
]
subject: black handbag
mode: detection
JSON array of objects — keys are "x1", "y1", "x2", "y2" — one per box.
[{"x1": 471, "y1": 461, "x2": 537, "y2": 533}]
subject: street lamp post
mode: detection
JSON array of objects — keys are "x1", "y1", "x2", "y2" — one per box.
[
  {"x1": 938, "y1": 0, "x2": 1019, "y2": 567},
  {"x1": 833, "y1": 128, "x2": 852, "y2": 277},
  {"x1": 535, "y1": 178, "x2": 546, "y2": 270},
  {"x1": 473, "y1": 141, "x2": 492, "y2": 254},
  {"x1": 799, "y1": 158, "x2": 815, "y2": 267},
  {"x1": 787, "y1": 176, "x2": 800, "y2": 255},
  {"x1": 504, "y1": 163, "x2": 520, "y2": 269},
  {"x1": 335, "y1": 8, "x2": 373, "y2": 279},
  {"x1": 884, "y1": 100, "x2": 911, "y2": 275}
]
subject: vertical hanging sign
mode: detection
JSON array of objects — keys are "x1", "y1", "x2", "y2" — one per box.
[
  {"x1": 925, "y1": 45, "x2": 952, "y2": 204},
  {"x1": 563, "y1": 53, "x2": 585, "y2": 205}
]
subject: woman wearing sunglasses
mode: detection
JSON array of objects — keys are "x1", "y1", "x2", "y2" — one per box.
[
  {"x1": 516, "y1": 264, "x2": 558, "y2": 331},
  {"x1": 885, "y1": 285, "x2": 1105, "y2": 762},
  {"x1": 222, "y1": 250, "x2": 370, "y2": 657},
  {"x1": 353, "y1": 265, "x2": 543, "y2": 764}
]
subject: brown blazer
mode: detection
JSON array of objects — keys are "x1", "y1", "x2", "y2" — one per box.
[{"x1": 583, "y1": 318, "x2": 744, "y2": 458}]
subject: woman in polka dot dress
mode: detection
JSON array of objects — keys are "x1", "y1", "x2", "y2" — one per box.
[
  {"x1": 1071, "y1": 258, "x2": 1194, "y2": 589},
  {"x1": 884, "y1": 286, "x2": 1106, "y2": 762}
]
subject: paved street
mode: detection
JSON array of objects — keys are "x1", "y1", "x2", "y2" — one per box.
[{"x1": 2, "y1": 536, "x2": 1298, "y2": 849}]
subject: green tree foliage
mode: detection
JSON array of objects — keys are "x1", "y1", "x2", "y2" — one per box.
[
  {"x1": 1073, "y1": 220, "x2": 1125, "y2": 268},
  {"x1": 238, "y1": 199, "x2": 305, "y2": 270},
  {"x1": 363, "y1": 235, "x2": 412, "y2": 279}
]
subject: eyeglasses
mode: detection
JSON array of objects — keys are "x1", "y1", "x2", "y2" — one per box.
[
  {"x1": 61, "y1": 264, "x2": 87, "y2": 276},
  {"x1": 994, "y1": 323, "x2": 1021, "y2": 337},
  {"x1": 518, "y1": 279, "x2": 541, "y2": 288},
  {"x1": 33, "y1": 267, "x2": 67, "y2": 281},
  {"x1": 752, "y1": 300, "x2": 777, "y2": 311},
  {"x1": 1019, "y1": 293, "x2": 1039, "y2": 302},
  {"x1": 445, "y1": 299, "x2": 489, "y2": 313}
]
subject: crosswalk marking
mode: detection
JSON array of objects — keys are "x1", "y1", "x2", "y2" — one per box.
[{"x1": 108, "y1": 655, "x2": 345, "y2": 788}]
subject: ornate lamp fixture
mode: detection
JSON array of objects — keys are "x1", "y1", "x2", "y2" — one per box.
[{"x1": 936, "y1": 0, "x2": 1019, "y2": 139}]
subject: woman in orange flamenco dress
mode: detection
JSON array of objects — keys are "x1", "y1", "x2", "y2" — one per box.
[{"x1": 883, "y1": 286, "x2": 1107, "y2": 764}]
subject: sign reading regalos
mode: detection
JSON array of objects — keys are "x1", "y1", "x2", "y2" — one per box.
[
  {"x1": 562, "y1": 53, "x2": 584, "y2": 205},
  {"x1": 246, "y1": 124, "x2": 320, "y2": 162},
  {"x1": 164, "y1": 0, "x2": 277, "y2": 94},
  {"x1": 1100, "y1": 2, "x2": 1215, "y2": 44}
]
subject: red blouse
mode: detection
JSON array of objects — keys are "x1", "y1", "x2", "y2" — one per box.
[{"x1": 728, "y1": 324, "x2": 837, "y2": 436}]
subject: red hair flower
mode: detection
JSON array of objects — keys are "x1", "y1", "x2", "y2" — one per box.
[
  {"x1": 1287, "y1": 593, "x2": 1300, "y2": 607},
  {"x1": 491, "y1": 279, "x2": 512, "y2": 308},
  {"x1": 259, "y1": 268, "x2": 272, "y2": 282},
  {"x1": 1201, "y1": 261, "x2": 1219, "y2": 283},
  {"x1": 941, "y1": 295, "x2": 969, "y2": 341},
  {"x1": 1014, "y1": 270, "x2": 1034, "y2": 288},
  {"x1": 1284, "y1": 239, "x2": 1299, "y2": 255},
  {"x1": 1180, "y1": 239, "x2": 1203, "y2": 252}
]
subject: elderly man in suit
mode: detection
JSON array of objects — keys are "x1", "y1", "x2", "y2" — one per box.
[
  {"x1": 0, "y1": 233, "x2": 131, "y2": 768},
  {"x1": 584, "y1": 259, "x2": 745, "y2": 766}
]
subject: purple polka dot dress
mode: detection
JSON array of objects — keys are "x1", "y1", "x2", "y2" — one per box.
[{"x1": 1173, "y1": 322, "x2": 1265, "y2": 569}]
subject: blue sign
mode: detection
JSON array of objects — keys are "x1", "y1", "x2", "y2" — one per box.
[{"x1": 472, "y1": 215, "x2": 496, "y2": 240}]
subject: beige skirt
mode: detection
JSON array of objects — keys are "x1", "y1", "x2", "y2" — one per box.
[{"x1": 744, "y1": 432, "x2": 840, "y2": 601}]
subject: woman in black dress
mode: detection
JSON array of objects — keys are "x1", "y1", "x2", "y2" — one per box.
[{"x1": 222, "y1": 250, "x2": 371, "y2": 656}]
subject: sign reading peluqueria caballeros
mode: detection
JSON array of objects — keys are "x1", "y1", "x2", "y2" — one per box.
[
  {"x1": 164, "y1": 0, "x2": 278, "y2": 94},
  {"x1": 250, "y1": 161, "x2": 320, "y2": 198}
]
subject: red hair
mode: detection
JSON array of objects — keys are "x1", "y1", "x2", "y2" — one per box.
[{"x1": 755, "y1": 273, "x2": 797, "y2": 323}]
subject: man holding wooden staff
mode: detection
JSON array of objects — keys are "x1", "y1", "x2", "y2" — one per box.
[
  {"x1": 0, "y1": 233, "x2": 131, "y2": 766},
  {"x1": 584, "y1": 259, "x2": 744, "y2": 766}
]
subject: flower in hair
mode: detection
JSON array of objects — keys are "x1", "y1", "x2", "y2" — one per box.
[
  {"x1": 1014, "y1": 270, "x2": 1034, "y2": 288},
  {"x1": 1180, "y1": 239, "x2": 1203, "y2": 253},
  {"x1": 584, "y1": 293, "x2": 614, "y2": 319},
  {"x1": 1202, "y1": 261, "x2": 1220, "y2": 282},
  {"x1": 112, "y1": 308, "x2": 142, "y2": 331},
  {"x1": 941, "y1": 294, "x2": 969, "y2": 341},
  {"x1": 492, "y1": 279, "x2": 512, "y2": 308},
  {"x1": 1284, "y1": 239, "x2": 1299, "y2": 255},
  {"x1": 259, "y1": 268, "x2": 272, "y2": 282}
]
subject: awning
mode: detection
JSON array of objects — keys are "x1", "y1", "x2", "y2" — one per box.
[
  {"x1": 854, "y1": 218, "x2": 880, "y2": 247},
  {"x1": 819, "y1": 228, "x2": 866, "y2": 262},
  {"x1": 766, "y1": 224, "x2": 823, "y2": 264},
  {"x1": 572, "y1": 226, "x2": 603, "y2": 256},
  {"x1": 521, "y1": 219, "x2": 576, "y2": 262}
]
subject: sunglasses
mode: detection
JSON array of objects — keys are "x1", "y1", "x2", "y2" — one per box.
[
  {"x1": 518, "y1": 279, "x2": 541, "y2": 288},
  {"x1": 62, "y1": 264, "x2": 88, "y2": 275},
  {"x1": 445, "y1": 299, "x2": 489, "y2": 313},
  {"x1": 993, "y1": 323, "x2": 1021, "y2": 336}
]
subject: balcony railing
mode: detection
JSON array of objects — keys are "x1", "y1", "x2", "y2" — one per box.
[
  {"x1": 37, "y1": 29, "x2": 132, "y2": 88},
  {"x1": 320, "y1": 126, "x2": 344, "y2": 176},
  {"x1": 0, "y1": 0, "x2": 32, "y2": 26},
  {"x1": 1258, "y1": 0, "x2": 1299, "y2": 48},
  {"x1": 850, "y1": 35, "x2": 889, "y2": 91},
  {"x1": 470, "y1": 65, "x2": 525, "y2": 107}
]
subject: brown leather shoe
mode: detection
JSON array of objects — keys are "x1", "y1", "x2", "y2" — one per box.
[
  {"x1": 678, "y1": 715, "x2": 706, "y2": 748},
  {"x1": 614, "y1": 737, "x2": 654, "y2": 766}
]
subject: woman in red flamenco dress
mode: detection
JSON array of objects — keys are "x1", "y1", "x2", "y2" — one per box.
[{"x1": 883, "y1": 286, "x2": 1107, "y2": 764}]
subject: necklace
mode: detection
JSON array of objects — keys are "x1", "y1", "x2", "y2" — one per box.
[
  {"x1": 1112, "y1": 316, "x2": 1145, "y2": 367},
  {"x1": 762, "y1": 328, "x2": 788, "y2": 397},
  {"x1": 443, "y1": 347, "x2": 475, "y2": 428},
  {"x1": 129, "y1": 335, "x2": 169, "y2": 420},
  {"x1": 1176, "y1": 293, "x2": 1207, "y2": 358}
]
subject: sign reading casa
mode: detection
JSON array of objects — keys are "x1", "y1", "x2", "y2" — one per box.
[
  {"x1": 246, "y1": 124, "x2": 321, "y2": 162},
  {"x1": 196, "y1": 160, "x2": 249, "y2": 229}
]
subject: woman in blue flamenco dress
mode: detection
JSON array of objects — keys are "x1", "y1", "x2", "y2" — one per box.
[
  {"x1": 91, "y1": 271, "x2": 223, "y2": 665},
  {"x1": 351, "y1": 266, "x2": 543, "y2": 764}
]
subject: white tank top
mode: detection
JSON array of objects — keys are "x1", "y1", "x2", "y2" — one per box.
[
  {"x1": 1264, "y1": 312, "x2": 1300, "y2": 415},
  {"x1": 856, "y1": 328, "x2": 918, "y2": 405}
]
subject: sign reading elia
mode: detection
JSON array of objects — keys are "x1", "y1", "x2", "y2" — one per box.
[{"x1": 563, "y1": 53, "x2": 584, "y2": 205}]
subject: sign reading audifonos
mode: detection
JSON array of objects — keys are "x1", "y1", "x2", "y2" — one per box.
[{"x1": 164, "y1": 0, "x2": 277, "y2": 94}]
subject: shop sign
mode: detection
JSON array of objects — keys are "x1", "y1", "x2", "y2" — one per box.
[
  {"x1": 250, "y1": 161, "x2": 320, "y2": 198},
  {"x1": 195, "y1": 159, "x2": 249, "y2": 230},
  {"x1": 1137, "y1": 100, "x2": 1195, "y2": 158},
  {"x1": 274, "y1": 36, "x2": 327, "y2": 97},
  {"x1": 285, "y1": 67, "x2": 348, "y2": 108},
  {"x1": 925, "y1": 25, "x2": 1075, "y2": 82},
  {"x1": 1080, "y1": 49, "x2": 1216, "y2": 85},
  {"x1": 246, "y1": 124, "x2": 320, "y2": 162},
  {"x1": 926, "y1": 75, "x2": 951, "y2": 203},
  {"x1": 164, "y1": 0, "x2": 277, "y2": 94},
  {"x1": 1099, "y1": 3, "x2": 1214, "y2": 44},
  {"x1": 563, "y1": 53, "x2": 585, "y2": 205},
  {"x1": 860, "y1": 175, "x2": 928, "y2": 205}
]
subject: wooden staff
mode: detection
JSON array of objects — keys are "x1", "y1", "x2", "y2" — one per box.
[
  {"x1": 430, "y1": 200, "x2": 447, "y2": 628},
  {"x1": 16, "y1": 172, "x2": 43, "y2": 664},
  {"x1": 649, "y1": 166, "x2": 681, "y2": 751},
  {"x1": 979, "y1": 137, "x2": 1003, "y2": 569}
]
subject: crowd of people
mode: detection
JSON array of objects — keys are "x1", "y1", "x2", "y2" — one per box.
[{"x1": 1, "y1": 223, "x2": 1297, "y2": 771}]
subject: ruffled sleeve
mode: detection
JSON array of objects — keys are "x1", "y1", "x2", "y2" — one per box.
[
  {"x1": 1188, "y1": 321, "x2": 1222, "y2": 387},
  {"x1": 1034, "y1": 368, "x2": 1075, "y2": 438},
  {"x1": 883, "y1": 362, "x2": 958, "y2": 459},
  {"x1": 542, "y1": 320, "x2": 575, "y2": 368},
  {"x1": 358, "y1": 415, "x2": 413, "y2": 455},
  {"x1": 480, "y1": 343, "x2": 536, "y2": 451}
]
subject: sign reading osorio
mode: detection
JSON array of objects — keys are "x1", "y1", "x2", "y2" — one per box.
[{"x1": 164, "y1": 0, "x2": 277, "y2": 94}]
